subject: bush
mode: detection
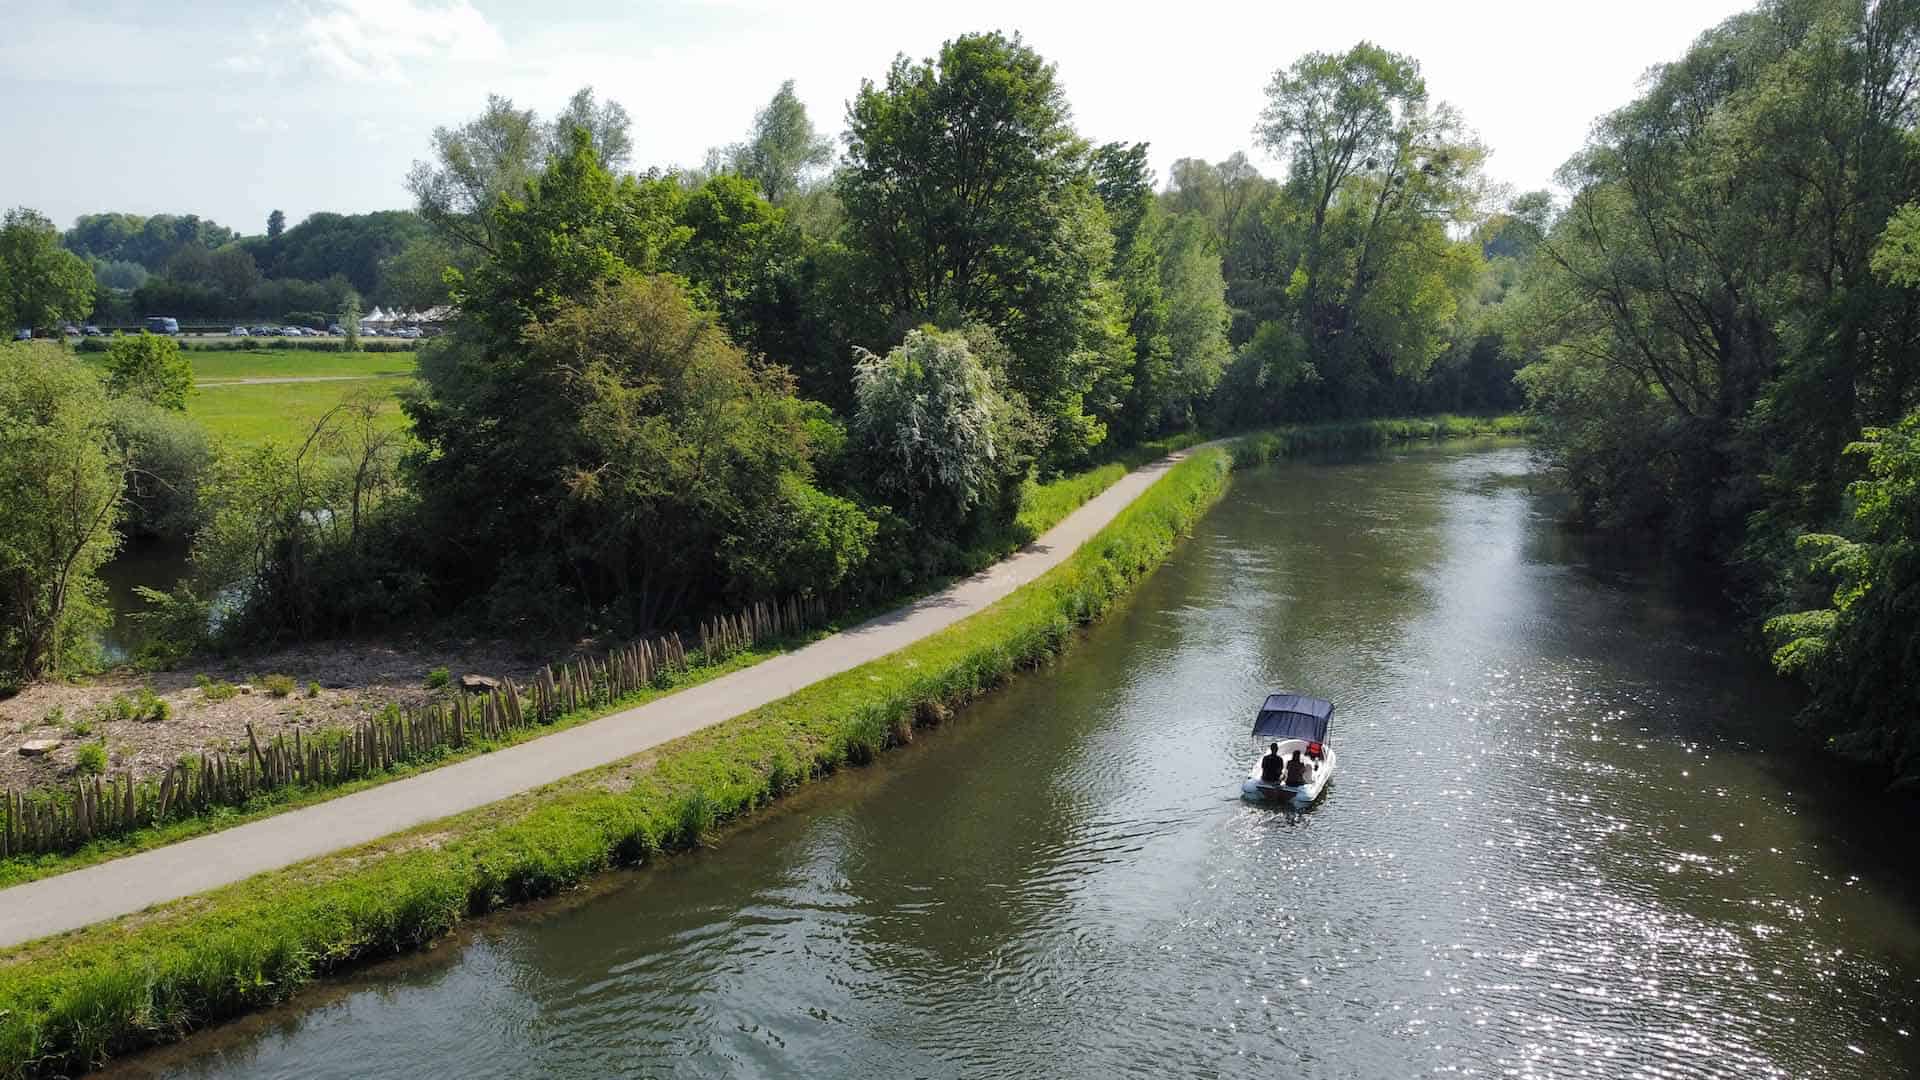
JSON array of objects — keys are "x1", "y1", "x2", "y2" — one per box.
[
  {"x1": 424, "y1": 667, "x2": 450, "y2": 690},
  {"x1": 196, "y1": 675, "x2": 238, "y2": 702},
  {"x1": 73, "y1": 742, "x2": 107, "y2": 776},
  {"x1": 306, "y1": 681, "x2": 321, "y2": 699},
  {"x1": 100, "y1": 334, "x2": 192, "y2": 410},
  {"x1": 261, "y1": 674, "x2": 295, "y2": 698}
]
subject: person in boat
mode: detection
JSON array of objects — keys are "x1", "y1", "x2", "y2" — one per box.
[
  {"x1": 1260, "y1": 742, "x2": 1284, "y2": 784},
  {"x1": 1285, "y1": 749, "x2": 1311, "y2": 786}
]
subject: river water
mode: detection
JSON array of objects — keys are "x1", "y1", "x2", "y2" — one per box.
[{"x1": 107, "y1": 443, "x2": 1920, "y2": 1079}]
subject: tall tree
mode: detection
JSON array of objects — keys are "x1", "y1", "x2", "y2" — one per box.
[
  {"x1": 0, "y1": 208, "x2": 95, "y2": 333},
  {"x1": 548, "y1": 86, "x2": 633, "y2": 172},
  {"x1": 840, "y1": 32, "x2": 1126, "y2": 464},
  {"x1": 0, "y1": 344, "x2": 122, "y2": 679},
  {"x1": 267, "y1": 209, "x2": 285, "y2": 240},
  {"x1": 407, "y1": 94, "x2": 547, "y2": 253},
  {"x1": 1256, "y1": 42, "x2": 1427, "y2": 337},
  {"x1": 730, "y1": 80, "x2": 834, "y2": 203}
]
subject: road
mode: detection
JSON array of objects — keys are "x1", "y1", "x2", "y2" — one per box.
[{"x1": 0, "y1": 445, "x2": 1206, "y2": 948}]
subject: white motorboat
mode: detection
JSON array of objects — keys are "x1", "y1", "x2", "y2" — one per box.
[{"x1": 1240, "y1": 692, "x2": 1336, "y2": 805}]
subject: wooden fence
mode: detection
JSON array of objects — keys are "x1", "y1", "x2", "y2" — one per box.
[{"x1": 1, "y1": 595, "x2": 829, "y2": 858}]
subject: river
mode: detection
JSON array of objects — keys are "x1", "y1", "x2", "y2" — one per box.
[{"x1": 104, "y1": 443, "x2": 1920, "y2": 1079}]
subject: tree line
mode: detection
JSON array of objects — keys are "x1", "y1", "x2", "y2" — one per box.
[
  {"x1": 1510, "y1": 0, "x2": 1920, "y2": 789},
  {"x1": 2, "y1": 31, "x2": 1550, "y2": 688}
]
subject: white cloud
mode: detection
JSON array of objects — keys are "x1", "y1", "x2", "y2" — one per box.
[{"x1": 298, "y1": 0, "x2": 506, "y2": 83}]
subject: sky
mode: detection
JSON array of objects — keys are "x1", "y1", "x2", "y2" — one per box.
[{"x1": 2, "y1": 0, "x2": 1758, "y2": 236}]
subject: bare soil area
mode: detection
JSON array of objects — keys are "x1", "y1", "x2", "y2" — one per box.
[{"x1": 0, "y1": 638, "x2": 547, "y2": 790}]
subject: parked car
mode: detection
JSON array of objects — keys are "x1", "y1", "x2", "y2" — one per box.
[
  {"x1": 62, "y1": 325, "x2": 81, "y2": 336},
  {"x1": 81, "y1": 325, "x2": 104, "y2": 336},
  {"x1": 249, "y1": 326, "x2": 273, "y2": 337},
  {"x1": 327, "y1": 323, "x2": 344, "y2": 335},
  {"x1": 143, "y1": 316, "x2": 180, "y2": 335},
  {"x1": 230, "y1": 326, "x2": 249, "y2": 336},
  {"x1": 12, "y1": 328, "x2": 30, "y2": 341}
]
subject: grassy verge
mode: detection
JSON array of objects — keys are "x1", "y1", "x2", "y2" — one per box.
[{"x1": 0, "y1": 445, "x2": 1233, "y2": 1079}]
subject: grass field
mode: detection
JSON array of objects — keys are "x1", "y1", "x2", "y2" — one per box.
[
  {"x1": 189, "y1": 348, "x2": 416, "y2": 382},
  {"x1": 180, "y1": 348, "x2": 417, "y2": 445},
  {"x1": 187, "y1": 378, "x2": 412, "y2": 444}
]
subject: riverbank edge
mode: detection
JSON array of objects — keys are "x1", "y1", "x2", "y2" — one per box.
[
  {"x1": 0, "y1": 433, "x2": 1204, "y2": 889},
  {"x1": 0, "y1": 417, "x2": 1529, "y2": 1077}
]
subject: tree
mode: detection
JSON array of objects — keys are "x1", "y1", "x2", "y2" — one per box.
[
  {"x1": 342, "y1": 293, "x2": 362, "y2": 352},
  {"x1": 408, "y1": 94, "x2": 544, "y2": 252},
  {"x1": 379, "y1": 235, "x2": 460, "y2": 310},
  {"x1": 730, "y1": 80, "x2": 834, "y2": 203},
  {"x1": 839, "y1": 32, "x2": 1126, "y2": 465},
  {"x1": 549, "y1": 86, "x2": 633, "y2": 172},
  {"x1": 409, "y1": 88, "x2": 632, "y2": 253},
  {"x1": 1256, "y1": 42, "x2": 1427, "y2": 336},
  {"x1": 0, "y1": 343, "x2": 123, "y2": 679},
  {"x1": 851, "y1": 326, "x2": 1033, "y2": 530},
  {"x1": 267, "y1": 209, "x2": 285, "y2": 240},
  {"x1": 1, "y1": 208, "x2": 95, "y2": 333},
  {"x1": 206, "y1": 244, "x2": 260, "y2": 300},
  {"x1": 102, "y1": 333, "x2": 193, "y2": 410}
]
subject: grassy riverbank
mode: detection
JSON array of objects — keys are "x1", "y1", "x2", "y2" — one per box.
[
  {"x1": 0, "y1": 435, "x2": 1199, "y2": 889},
  {"x1": 0, "y1": 415, "x2": 1530, "y2": 1076},
  {"x1": 0, "y1": 447, "x2": 1230, "y2": 1079}
]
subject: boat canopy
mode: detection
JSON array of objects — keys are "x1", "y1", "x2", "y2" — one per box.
[{"x1": 1252, "y1": 693, "x2": 1334, "y2": 742}]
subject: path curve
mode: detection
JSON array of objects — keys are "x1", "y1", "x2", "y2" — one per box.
[{"x1": 0, "y1": 445, "x2": 1209, "y2": 947}]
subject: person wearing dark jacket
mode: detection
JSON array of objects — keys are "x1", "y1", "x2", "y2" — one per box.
[
  {"x1": 1285, "y1": 749, "x2": 1310, "y2": 786},
  {"x1": 1260, "y1": 742, "x2": 1283, "y2": 784}
]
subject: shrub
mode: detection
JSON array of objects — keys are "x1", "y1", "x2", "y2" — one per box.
[
  {"x1": 40, "y1": 707, "x2": 63, "y2": 728},
  {"x1": 66, "y1": 717, "x2": 93, "y2": 738},
  {"x1": 73, "y1": 742, "x2": 107, "y2": 776},
  {"x1": 101, "y1": 334, "x2": 192, "y2": 410},
  {"x1": 131, "y1": 684, "x2": 168, "y2": 718},
  {"x1": 424, "y1": 667, "x2": 450, "y2": 690},
  {"x1": 306, "y1": 681, "x2": 321, "y2": 699},
  {"x1": 262, "y1": 674, "x2": 295, "y2": 698},
  {"x1": 196, "y1": 675, "x2": 238, "y2": 702}
]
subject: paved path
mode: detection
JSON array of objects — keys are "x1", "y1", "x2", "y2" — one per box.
[{"x1": 0, "y1": 446, "x2": 1206, "y2": 947}]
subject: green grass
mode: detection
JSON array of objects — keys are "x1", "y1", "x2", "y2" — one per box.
[
  {"x1": 188, "y1": 349, "x2": 417, "y2": 382},
  {"x1": 0, "y1": 446, "x2": 1235, "y2": 1079},
  {"x1": 186, "y1": 379, "x2": 410, "y2": 446}
]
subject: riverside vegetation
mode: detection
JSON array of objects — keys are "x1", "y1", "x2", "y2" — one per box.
[{"x1": 0, "y1": 442, "x2": 1227, "y2": 1077}]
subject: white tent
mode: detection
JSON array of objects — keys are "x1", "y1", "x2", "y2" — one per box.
[{"x1": 363, "y1": 306, "x2": 391, "y2": 324}]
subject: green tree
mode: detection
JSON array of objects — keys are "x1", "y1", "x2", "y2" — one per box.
[
  {"x1": 0, "y1": 343, "x2": 123, "y2": 679},
  {"x1": 839, "y1": 32, "x2": 1127, "y2": 465},
  {"x1": 267, "y1": 209, "x2": 285, "y2": 240},
  {"x1": 851, "y1": 326, "x2": 1033, "y2": 530},
  {"x1": 1, "y1": 208, "x2": 96, "y2": 333},
  {"x1": 408, "y1": 94, "x2": 545, "y2": 252},
  {"x1": 548, "y1": 86, "x2": 633, "y2": 172},
  {"x1": 342, "y1": 293, "x2": 362, "y2": 352},
  {"x1": 1764, "y1": 413, "x2": 1920, "y2": 786},
  {"x1": 730, "y1": 80, "x2": 834, "y2": 203},
  {"x1": 102, "y1": 333, "x2": 193, "y2": 410}
]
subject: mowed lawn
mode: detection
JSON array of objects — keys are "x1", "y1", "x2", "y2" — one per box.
[
  {"x1": 188, "y1": 348, "x2": 417, "y2": 383},
  {"x1": 186, "y1": 349, "x2": 418, "y2": 445}
]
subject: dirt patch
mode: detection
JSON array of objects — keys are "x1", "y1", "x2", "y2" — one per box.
[{"x1": 0, "y1": 638, "x2": 549, "y2": 790}]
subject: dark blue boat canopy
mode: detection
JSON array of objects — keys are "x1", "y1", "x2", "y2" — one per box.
[{"x1": 1252, "y1": 693, "x2": 1334, "y2": 742}]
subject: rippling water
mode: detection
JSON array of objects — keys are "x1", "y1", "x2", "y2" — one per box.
[{"x1": 109, "y1": 444, "x2": 1920, "y2": 1079}]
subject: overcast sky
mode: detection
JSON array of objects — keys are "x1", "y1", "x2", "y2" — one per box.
[{"x1": 4, "y1": 0, "x2": 1756, "y2": 236}]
